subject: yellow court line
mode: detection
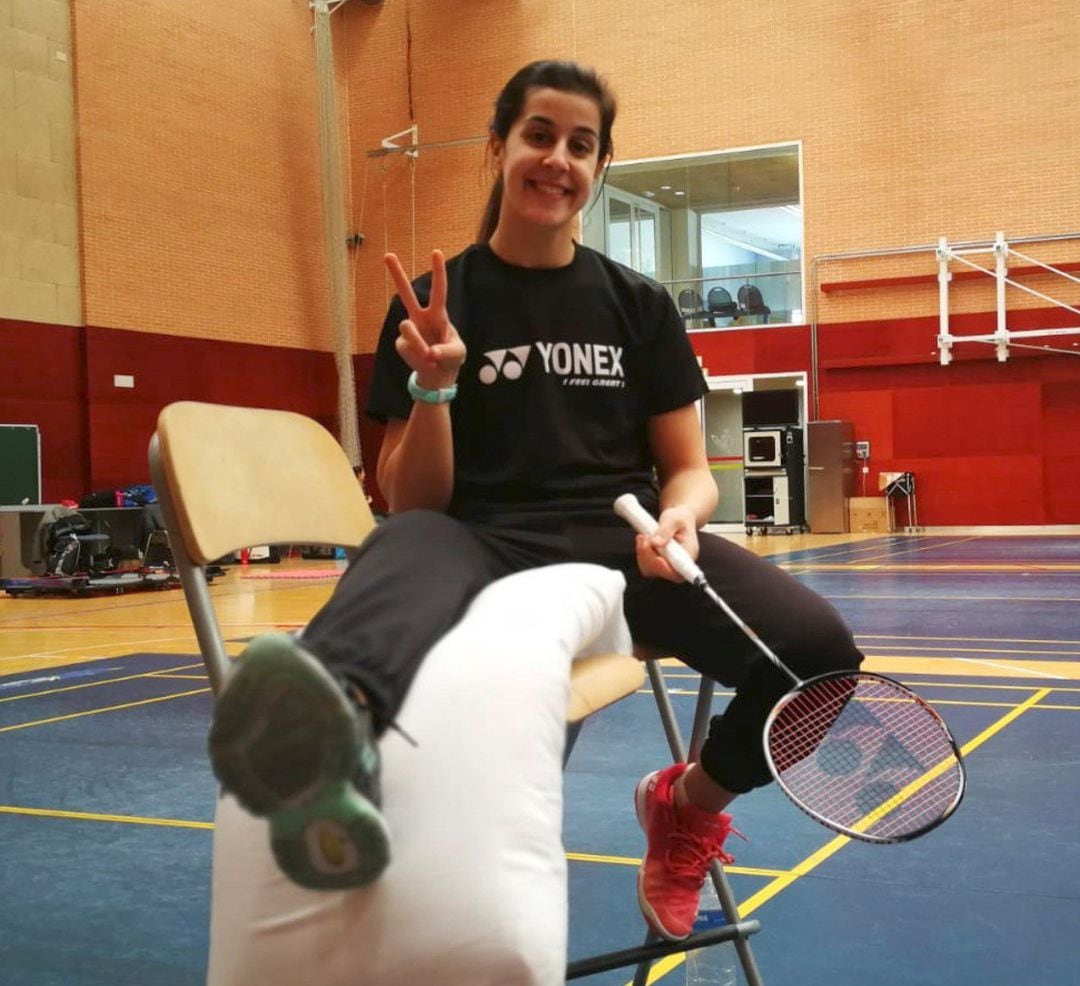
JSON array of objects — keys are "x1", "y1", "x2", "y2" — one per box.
[
  {"x1": 786, "y1": 536, "x2": 978, "y2": 566},
  {"x1": 654, "y1": 655, "x2": 1080, "y2": 680},
  {"x1": 655, "y1": 647, "x2": 1080, "y2": 687},
  {"x1": 783, "y1": 563, "x2": 1080, "y2": 573},
  {"x1": 657, "y1": 658, "x2": 1080, "y2": 679},
  {"x1": 858, "y1": 633, "x2": 1080, "y2": 646},
  {"x1": 0, "y1": 809, "x2": 809, "y2": 882},
  {"x1": 832, "y1": 593, "x2": 1080, "y2": 601},
  {"x1": 625, "y1": 687, "x2": 1051, "y2": 985},
  {"x1": 566, "y1": 851, "x2": 785, "y2": 879},
  {"x1": 861, "y1": 644, "x2": 1080, "y2": 657},
  {"x1": 920, "y1": 695, "x2": 1080, "y2": 712},
  {"x1": 1, "y1": 633, "x2": 198, "y2": 665},
  {"x1": 147, "y1": 673, "x2": 210, "y2": 680},
  {"x1": 786, "y1": 538, "x2": 908, "y2": 563},
  {"x1": 0, "y1": 642, "x2": 242, "y2": 680},
  {"x1": 648, "y1": 669, "x2": 1080, "y2": 691},
  {"x1": 846, "y1": 535, "x2": 981, "y2": 564},
  {"x1": 861, "y1": 656, "x2": 1080, "y2": 680},
  {"x1": 898, "y1": 681, "x2": 1080, "y2": 693},
  {"x1": 643, "y1": 686, "x2": 1075, "y2": 712},
  {"x1": 660, "y1": 673, "x2": 1080, "y2": 692},
  {"x1": 883, "y1": 697, "x2": 1061, "y2": 710},
  {"x1": 0, "y1": 804, "x2": 213, "y2": 829},
  {"x1": 0, "y1": 663, "x2": 205, "y2": 703},
  {"x1": 0, "y1": 687, "x2": 211, "y2": 733}
]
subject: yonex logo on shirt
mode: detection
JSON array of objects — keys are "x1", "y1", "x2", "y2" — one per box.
[
  {"x1": 478, "y1": 342, "x2": 625, "y2": 388},
  {"x1": 478, "y1": 346, "x2": 532, "y2": 383}
]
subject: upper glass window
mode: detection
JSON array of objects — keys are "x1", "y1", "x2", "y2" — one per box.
[{"x1": 582, "y1": 143, "x2": 803, "y2": 329}]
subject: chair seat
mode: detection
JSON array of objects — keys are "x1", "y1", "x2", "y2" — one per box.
[{"x1": 567, "y1": 652, "x2": 646, "y2": 723}]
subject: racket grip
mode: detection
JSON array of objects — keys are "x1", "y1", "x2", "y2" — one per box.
[{"x1": 613, "y1": 493, "x2": 705, "y2": 585}]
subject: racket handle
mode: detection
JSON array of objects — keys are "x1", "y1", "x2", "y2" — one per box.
[{"x1": 613, "y1": 493, "x2": 705, "y2": 585}]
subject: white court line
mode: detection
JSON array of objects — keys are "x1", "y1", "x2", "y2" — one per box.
[
  {"x1": 955, "y1": 657, "x2": 1067, "y2": 680},
  {"x1": 0, "y1": 633, "x2": 197, "y2": 665}
]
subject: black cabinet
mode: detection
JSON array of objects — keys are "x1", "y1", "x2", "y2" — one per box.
[{"x1": 743, "y1": 426, "x2": 805, "y2": 535}]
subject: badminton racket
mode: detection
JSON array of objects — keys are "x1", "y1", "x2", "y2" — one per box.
[{"x1": 614, "y1": 493, "x2": 965, "y2": 844}]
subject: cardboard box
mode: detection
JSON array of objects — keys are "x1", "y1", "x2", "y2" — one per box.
[{"x1": 848, "y1": 496, "x2": 895, "y2": 533}]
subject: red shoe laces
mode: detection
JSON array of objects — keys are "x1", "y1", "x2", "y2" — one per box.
[{"x1": 663, "y1": 821, "x2": 747, "y2": 880}]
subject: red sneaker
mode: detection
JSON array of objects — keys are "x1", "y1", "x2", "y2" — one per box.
[{"x1": 634, "y1": 763, "x2": 740, "y2": 941}]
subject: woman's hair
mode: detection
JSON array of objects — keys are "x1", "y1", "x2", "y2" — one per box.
[{"x1": 477, "y1": 60, "x2": 617, "y2": 243}]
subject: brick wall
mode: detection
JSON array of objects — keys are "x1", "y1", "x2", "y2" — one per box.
[
  {"x1": 71, "y1": 0, "x2": 333, "y2": 349},
  {"x1": 0, "y1": 0, "x2": 81, "y2": 326},
  {"x1": 59, "y1": 0, "x2": 1080, "y2": 350},
  {"x1": 342, "y1": 0, "x2": 1080, "y2": 345}
]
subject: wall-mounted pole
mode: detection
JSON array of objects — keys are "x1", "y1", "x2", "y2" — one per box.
[{"x1": 312, "y1": 0, "x2": 362, "y2": 470}]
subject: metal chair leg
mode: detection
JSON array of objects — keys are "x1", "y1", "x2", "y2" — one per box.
[{"x1": 564, "y1": 720, "x2": 584, "y2": 768}]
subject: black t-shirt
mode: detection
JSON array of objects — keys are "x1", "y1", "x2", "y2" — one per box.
[{"x1": 366, "y1": 243, "x2": 707, "y2": 524}]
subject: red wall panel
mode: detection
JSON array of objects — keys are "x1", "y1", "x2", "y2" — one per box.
[
  {"x1": 892, "y1": 455, "x2": 1046, "y2": 525},
  {"x1": 692, "y1": 325, "x2": 812, "y2": 378},
  {"x1": 84, "y1": 327, "x2": 344, "y2": 491},
  {"x1": 1044, "y1": 456, "x2": 1080, "y2": 523},
  {"x1": 83, "y1": 326, "x2": 336, "y2": 490},
  {"x1": 0, "y1": 319, "x2": 89, "y2": 502},
  {"x1": 1042, "y1": 381, "x2": 1080, "y2": 454},
  {"x1": 891, "y1": 383, "x2": 1041, "y2": 458},
  {"x1": 3, "y1": 322, "x2": 386, "y2": 509},
  {"x1": 818, "y1": 391, "x2": 894, "y2": 461},
  {"x1": 818, "y1": 309, "x2": 1080, "y2": 370}
]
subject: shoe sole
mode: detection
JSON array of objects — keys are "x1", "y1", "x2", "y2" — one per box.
[
  {"x1": 208, "y1": 633, "x2": 390, "y2": 889},
  {"x1": 634, "y1": 771, "x2": 690, "y2": 943}
]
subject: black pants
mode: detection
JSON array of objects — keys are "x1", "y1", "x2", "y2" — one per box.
[{"x1": 302, "y1": 510, "x2": 863, "y2": 794}]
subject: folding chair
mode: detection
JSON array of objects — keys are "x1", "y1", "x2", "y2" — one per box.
[{"x1": 149, "y1": 400, "x2": 763, "y2": 984}]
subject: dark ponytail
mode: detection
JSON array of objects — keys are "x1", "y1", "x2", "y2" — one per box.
[{"x1": 477, "y1": 60, "x2": 617, "y2": 243}]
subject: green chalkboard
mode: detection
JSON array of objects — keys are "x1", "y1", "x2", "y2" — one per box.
[{"x1": 0, "y1": 425, "x2": 41, "y2": 505}]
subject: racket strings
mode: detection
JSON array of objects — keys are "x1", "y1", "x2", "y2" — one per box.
[{"x1": 768, "y1": 675, "x2": 963, "y2": 841}]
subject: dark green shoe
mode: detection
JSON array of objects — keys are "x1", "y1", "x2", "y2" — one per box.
[{"x1": 208, "y1": 632, "x2": 389, "y2": 890}]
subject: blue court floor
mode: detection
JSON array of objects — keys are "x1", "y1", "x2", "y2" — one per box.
[{"x1": 2, "y1": 535, "x2": 1078, "y2": 985}]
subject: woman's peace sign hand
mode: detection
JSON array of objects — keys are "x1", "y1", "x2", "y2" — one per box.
[{"x1": 385, "y1": 250, "x2": 466, "y2": 390}]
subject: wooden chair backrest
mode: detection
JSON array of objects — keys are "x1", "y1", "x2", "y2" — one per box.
[{"x1": 154, "y1": 401, "x2": 374, "y2": 566}]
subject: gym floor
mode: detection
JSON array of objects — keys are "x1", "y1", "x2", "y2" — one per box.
[{"x1": 1, "y1": 532, "x2": 1077, "y2": 985}]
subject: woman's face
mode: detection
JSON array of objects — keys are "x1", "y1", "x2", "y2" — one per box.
[{"x1": 490, "y1": 86, "x2": 606, "y2": 236}]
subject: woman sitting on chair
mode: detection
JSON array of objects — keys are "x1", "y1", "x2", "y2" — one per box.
[{"x1": 209, "y1": 58, "x2": 863, "y2": 943}]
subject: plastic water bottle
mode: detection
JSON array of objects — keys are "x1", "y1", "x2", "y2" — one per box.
[{"x1": 685, "y1": 878, "x2": 738, "y2": 985}]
